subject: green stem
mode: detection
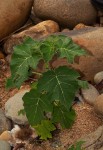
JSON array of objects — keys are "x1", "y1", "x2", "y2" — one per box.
[{"x1": 32, "y1": 71, "x2": 42, "y2": 76}]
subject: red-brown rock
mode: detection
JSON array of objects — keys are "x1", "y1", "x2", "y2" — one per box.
[{"x1": 54, "y1": 27, "x2": 103, "y2": 81}]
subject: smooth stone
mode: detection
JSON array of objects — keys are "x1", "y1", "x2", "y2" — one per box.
[
  {"x1": 0, "y1": 131, "x2": 12, "y2": 141},
  {"x1": 0, "y1": 109, "x2": 11, "y2": 134},
  {"x1": 81, "y1": 83, "x2": 99, "y2": 105},
  {"x1": 94, "y1": 94, "x2": 103, "y2": 116},
  {"x1": 94, "y1": 71, "x2": 103, "y2": 84},
  {"x1": 73, "y1": 23, "x2": 89, "y2": 30},
  {"x1": 61, "y1": 28, "x2": 70, "y2": 32},
  {"x1": 33, "y1": 0, "x2": 97, "y2": 28},
  {"x1": 0, "y1": 140, "x2": 11, "y2": 150},
  {"x1": 0, "y1": 0, "x2": 33, "y2": 41},
  {"x1": 5, "y1": 90, "x2": 29, "y2": 125}
]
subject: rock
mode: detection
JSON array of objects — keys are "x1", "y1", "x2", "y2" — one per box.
[
  {"x1": 5, "y1": 90, "x2": 29, "y2": 124},
  {"x1": 0, "y1": 140, "x2": 11, "y2": 150},
  {"x1": 33, "y1": 0, "x2": 97, "y2": 28},
  {"x1": 73, "y1": 23, "x2": 89, "y2": 30},
  {"x1": 94, "y1": 71, "x2": 103, "y2": 84},
  {"x1": 0, "y1": 109, "x2": 11, "y2": 134},
  {"x1": 81, "y1": 83, "x2": 99, "y2": 105},
  {"x1": 0, "y1": 131, "x2": 12, "y2": 141},
  {"x1": 0, "y1": 0, "x2": 33, "y2": 41},
  {"x1": 61, "y1": 28, "x2": 70, "y2": 32},
  {"x1": 94, "y1": 94, "x2": 103, "y2": 116},
  {"x1": 79, "y1": 125, "x2": 103, "y2": 150},
  {"x1": 4, "y1": 20, "x2": 60, "y2": 54},
  {"x1": 52, "y1": 27, "x2": 103, "y2": 81}
]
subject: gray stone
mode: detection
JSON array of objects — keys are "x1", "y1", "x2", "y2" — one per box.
[
  {"x1": 81, "y1": 83, "x2": 99, "y2": 105},
  {"x1": 0, "y1": 140, "x2": 11, "y2": 150},
  {"x1": 94, "y1": 71, "x2": 103, "y2": 84},
  {"x1": 5, "y1": 90, "x2": 29, "y2": 125},
  {"x1": 0, "y1": 109, "x2": 11, "y2": 134},
  {"x1": 33, "y1": 0, "x2": 97, "y2": 28}
]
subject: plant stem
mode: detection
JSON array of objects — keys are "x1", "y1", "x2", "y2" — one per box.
[{"x1": 32, "y1": 71, "x2": 42, "y2": 76}]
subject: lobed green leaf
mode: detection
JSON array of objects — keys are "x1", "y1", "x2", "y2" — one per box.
[
  {"x1": 54, "y1": 34, "x2": 87, "y2": 63},
  {"x1": 34, "y1": 120, "x2": 56, "y2": 140},
  {"x1": 52, "y1": 105, "x2": 76, "y2": 128},
  {"x1": 22, "y1": 89, "x2": 53, "y2": 126},
  {"x1": 37, "y1": 66, "x2": 80, "y2": 109},
  {"x1": 68, "y1": 141, "x2": 85, "y2": 150},
  {"x1": 6, "y1": 37, "x2": 42, "y2": 89}
]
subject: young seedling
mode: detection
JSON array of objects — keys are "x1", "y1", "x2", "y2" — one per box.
[{"x1": 6, "y1": 35, "x2": 88, "y2": 140}]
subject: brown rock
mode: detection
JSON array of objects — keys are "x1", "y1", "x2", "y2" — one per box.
[
  {"x1": 61, "y1": 28, "x2": 70, "y2": 32},
  {"x1": 33, "y1": 0, "x2": 97, "y2": 28},
  {"x1": 53, "y1": 27, "x2": 103, "y2": 81},
  {"x1": 74, "y1": 23, "x2": 89, "y2": 30},
  {"x1": 94, "y1": 94, "x2": 103, "y2": 116},
  {"x1": 0, "y1": 131, "x2": 12, "y2": 141},
  {"x1": 4, "y1": 20, "x2": 60, "y2": 54},
  {"x1": 0, "y1": 0, "x2": 33, "y2": 41}
]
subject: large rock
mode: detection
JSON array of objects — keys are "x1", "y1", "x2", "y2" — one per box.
[
  {"x1": 0, "y1": 0, "x2": 33, "y2": 41},
  {"x1": 0, "y1": 109, "x2": 11, "y2": 134},
  {"x1": 33, "y1": 0, "x2": 97, "y2": 28},
  {"x1": 5, "y1": 90, "x2": 29, "y2": 125},
  {"x1": 4, "y1": 20, "x2": 59, "y2": 54},
  {"x1": 52, "y1": 27, "x2": 103, "y2": 81},
  {"x1": 70, "y1": 27, "x2": 103, "y2": 81}
]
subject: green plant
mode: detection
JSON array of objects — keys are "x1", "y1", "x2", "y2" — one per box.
[
  {"x1": 6, "y1": 35, "x2": 88, "y2": 140},
  {"x1": 68, "y1": 141, "x2": 85, "y2": 150}
]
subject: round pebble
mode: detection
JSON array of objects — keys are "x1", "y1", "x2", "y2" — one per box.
[
  {"x1": 94, "y1": 71, "x2": 103, "y2": 84},
  {"x1": 94, "y1": 94, "x2": 103, "y2": 116}
]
